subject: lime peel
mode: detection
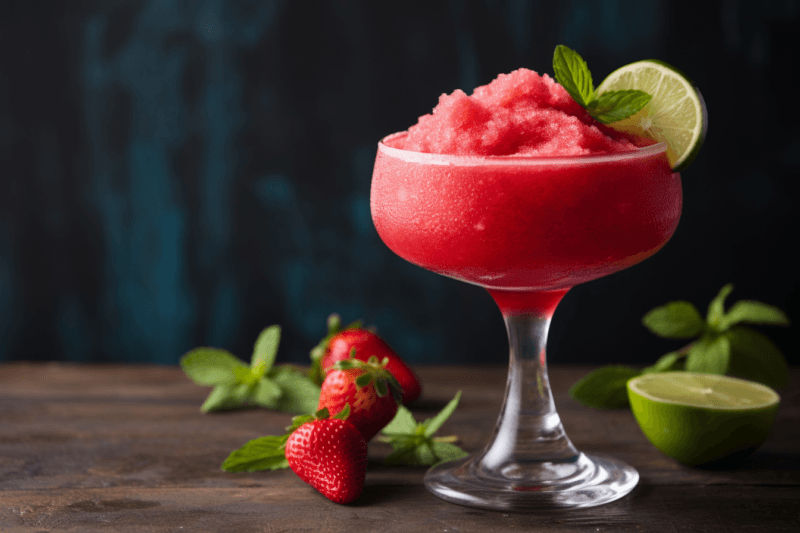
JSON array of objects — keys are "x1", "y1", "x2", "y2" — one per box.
[{"x1": 597, "y1": 59, "x2": 707, "y2": 171}]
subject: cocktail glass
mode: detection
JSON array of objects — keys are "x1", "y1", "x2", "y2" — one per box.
[{"x1": 371, "y1": 133, "x2": 682, "y2": 511}]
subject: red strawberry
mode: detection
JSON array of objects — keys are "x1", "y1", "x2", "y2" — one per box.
[
  {"x1": 311, "y1": 315, "x2": 422, "y2": 404},
  {"x1": 318, "y1": 355, "x2": 401, "y2": 441},
  {"x1": 285, "y1": 415, "x2": 367, "y2": 504}
]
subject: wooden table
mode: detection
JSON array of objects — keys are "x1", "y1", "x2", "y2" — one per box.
[{"x1": 0, "y1": 363, "x2": 797, "y2": 532}]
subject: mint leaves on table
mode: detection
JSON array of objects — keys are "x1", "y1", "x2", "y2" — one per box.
[
  {"x1": 570, "y1": 284, "x2": 790, "y2": 409},
  {"x1": 378, "y1": 391, "x2": 468, "y2": 466},
  {"x1": 569, "y1": 366, "x2": 642, "y2": 409},
  {"x1": 181, "y1": 325, "x2": 320, "y2": 414},
  {"x1": 220, "y1": 393, "x2": 468, "y2": 472},
  {"x1": 553, "y1": 45, "x2": 651, "y2": 124},
  {"x1": 221, "y1": 406, "x2": 350, "y2": 473}
]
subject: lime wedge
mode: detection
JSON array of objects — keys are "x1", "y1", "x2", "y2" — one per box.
[
  {"x1": 597, "y1": 60, "x2": 707, "y2": 171},
  {"x1": 627, "y1": 372, "x2": 779, "y2": 466}
]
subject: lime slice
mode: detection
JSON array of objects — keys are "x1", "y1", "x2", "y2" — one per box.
[
  {"x1": 627, "y1": 372, "x2": 779, "y2": 466},
  {"x1": 597, "y1": 60, "x2": 707, "y2": 171}
]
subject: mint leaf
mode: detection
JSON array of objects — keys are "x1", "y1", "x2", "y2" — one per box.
[
  {"x1": 553, "y1": 45, "x2": 595, "y2": 107},
  {"x1": 384, "y1": 446, "x2": 424, "y2": 466},
  {"x1": 686, "y1": 334, "x2": 730, "y2": 374},
  {"x1": 431, "y1": 441, "x2": 469, "y2": 466},
  {"x1": 251, "y1": 379, "x2": 282, "y2": 408},
  {"x1": 588, "y1": 90, "x2": 651, "y2": 123},
  {"x1": 181, "y1": 348, "x2": 247, "y2": 386},
  {"x1": 382, "y1": 406, "x2": 418, "y2": 435},
  {"x1": 569, "y1": 366, "x2": 640, "y2": 409},
  {"x1": 642, "y1": 351, "x2": 684, "y2": 374},
  {"x1": 720, "y1": 301, "x2": 790, "y2": 330},
  {"x1": 423, "y1": 390, "x2": 462, "y2": 437},
  {"x1": 270, "y1": 366, "x2": 321, "y2": 414},
  {"x1": 642, "y1": 301, "x2": 704, "y2": 339},
  {"x1": 234, "y1": 365, "x2": 258, "y2": 385},
  {"x1": 413, "y1": 442, "x2": 437, "y2": 465},
  {"x1": 379, "y1": 392, "x2": 468, "y2": 466},
  {"x1": 707, "y1": 284, "x2": 735, "y2": 329},
  {"x1": 202, "y1": 385, "x2": 245, "y2": 412},
  {"x1": 725, "y1": 327, "x2": 789, "y2": 388},
  {"x1": 221, "y1": 435, "x2": 290, "y2": 472},
  {"x1": 251, "y1": 325, "x2": 280, "y2": 378}
]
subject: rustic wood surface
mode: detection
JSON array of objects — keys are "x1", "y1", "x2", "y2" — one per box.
[{"x1": 0, "y1": 363, "x2": 798, "y2": 532}]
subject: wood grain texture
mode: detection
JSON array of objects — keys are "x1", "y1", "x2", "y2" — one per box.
[{"x1": 1, "y1": 363, "x2": 798, "y2": 532}]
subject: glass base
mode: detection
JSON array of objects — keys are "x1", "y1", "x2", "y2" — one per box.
[{"x1": 424, "y1": 452, "x2": 639, "y2": 511}]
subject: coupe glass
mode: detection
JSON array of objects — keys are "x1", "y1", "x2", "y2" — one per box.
[{"x1": 371, "y1": 133, "x2": 682, "y2": 511}]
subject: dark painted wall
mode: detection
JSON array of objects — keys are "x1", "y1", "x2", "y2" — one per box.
[{"x1": 1, "y1": 0, "x2": 798, "y2": 367}]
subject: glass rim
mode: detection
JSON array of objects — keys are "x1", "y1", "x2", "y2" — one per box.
[{"x1": 378, "y1": 131, "x2": 669, "y2": 167}]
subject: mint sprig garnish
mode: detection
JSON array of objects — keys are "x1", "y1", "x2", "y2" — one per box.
[
  {"x1": 221, "y1": 405, "x2": 351, "y2": 472},
  {"x1": 553, "y1": 45, "x2": 651, "y2": 124},
  {"x1": 378, "y1": 391, "x2": 468, "y2": 466},
  {"x1": 181, "y1": 325, "x2": 320, "y2": 414},
  {"x1": 570, "y1": 284, "x2": 790, "y2": 409}
]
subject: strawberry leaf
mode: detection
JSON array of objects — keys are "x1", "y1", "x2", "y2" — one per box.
[
  {"x1": 374, "y1": 378, "x2": 389, "y2": 397},
  {"x1": 286, "y1": 414, "x2": 317, "y2": 434},
  {"x1": 308, "y1": 314, "x2": 363, "y2": 385},
  {"x1": 221, "y1": 435, "x2": 290, "y2": 472},
  {"x1": 332, "y1": 403, "x2": 351, "y2": 420},
  {"x1": 355, "y1": 373, "x2": 373, "y2": 389}
]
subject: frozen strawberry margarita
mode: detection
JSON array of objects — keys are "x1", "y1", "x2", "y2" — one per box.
[{"x1": 371, "y1": 69, "x2": 681, "y2": 313}]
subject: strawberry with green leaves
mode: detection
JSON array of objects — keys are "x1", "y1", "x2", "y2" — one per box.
[
  {"x1": 318, "y1": 353, "x2": 402, "y2": 441},
  {"x1": 285, "y1": 407, "x2": 368, "y2": 504},
  {"x1": 311, "y1": 314, "x2": 422, "y2": 404},
  {"x1": 223, "y1": 405, "x2": 367, "y2": 504}
]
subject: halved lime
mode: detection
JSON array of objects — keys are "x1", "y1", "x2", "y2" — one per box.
[
  {"x1": 597, "y1": 60, "x2": 707, "y2": 171},
  {"x1": 627, "y1": 372, "x2": 779, "y2": 466}
]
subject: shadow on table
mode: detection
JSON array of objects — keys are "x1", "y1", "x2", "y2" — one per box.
[
  {"x1": 353, "y1": 482, "x2": 426, "y2": 507},
  {"x1": 696, "y1": 450, "x2": 800, "y2": 471}
]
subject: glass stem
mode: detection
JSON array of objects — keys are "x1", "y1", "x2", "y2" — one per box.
[{"x1": 478, "y1": 312, "x2": 579, "y2": 472}]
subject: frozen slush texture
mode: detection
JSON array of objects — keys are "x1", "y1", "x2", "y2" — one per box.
[{"x1": 395, "y1": 69, "x2": 638, "y2": 156}]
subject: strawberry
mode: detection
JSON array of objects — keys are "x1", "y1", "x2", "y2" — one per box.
[
  {"x1": 318, "y1": 354, "x2": 402, "y2": 441},
  {"x1": 285, "y1": 408, "x2": 368, "y2": 504},
  {"x1": 310, "y1": 314, "x2": 422, "y2": 404}
]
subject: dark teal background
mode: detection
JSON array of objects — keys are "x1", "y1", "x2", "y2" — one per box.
[{"x1": 1, "y1": 0, "x2": 798, "y2": 366}]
